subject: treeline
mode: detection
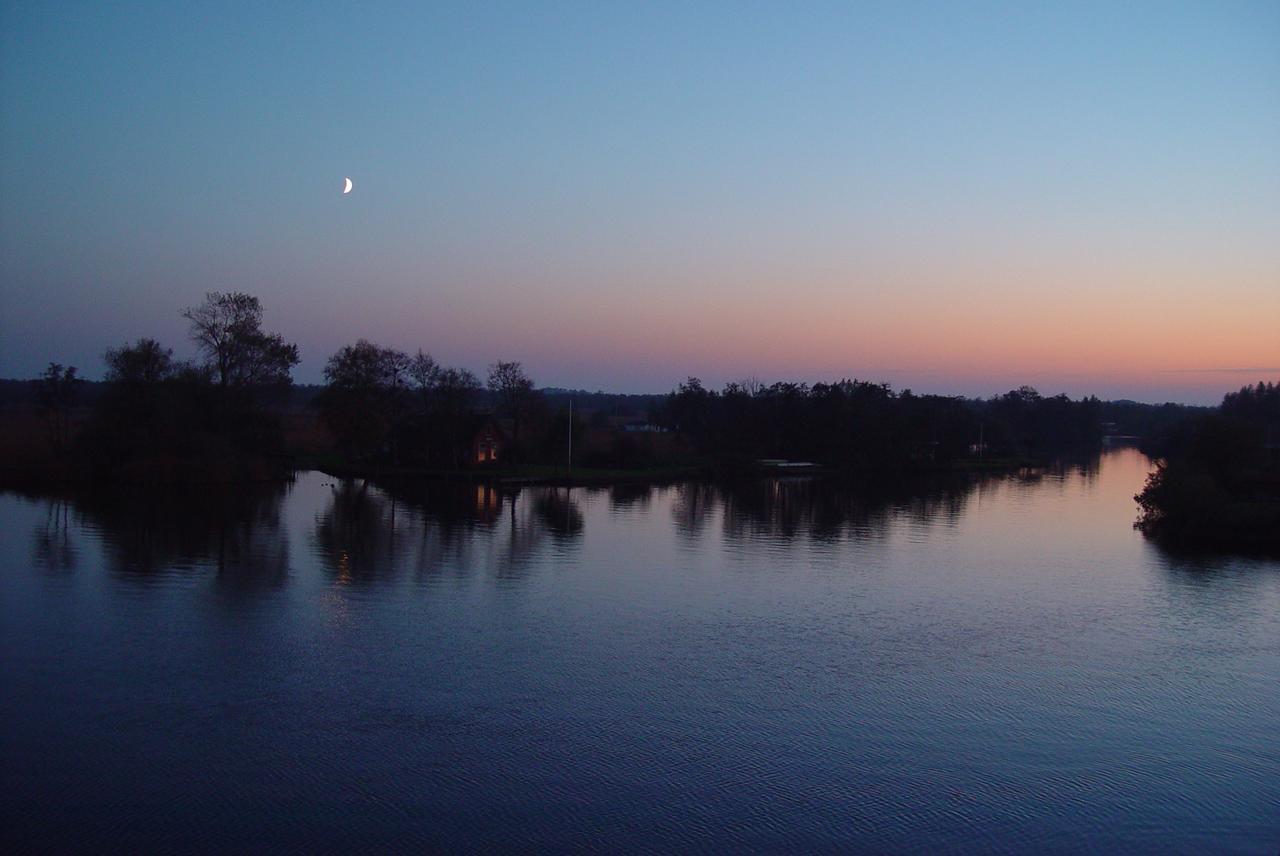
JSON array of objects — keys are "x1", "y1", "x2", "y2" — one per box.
[
  {"x1": 311, "y1": 340, "x2": 569, "y2": 468},
  {"x1": 28, "y1": 292, "x2": 299, "y2": 481},
  {"x1": 8, "y1": 288, "x2": 1219, "y2": 484},
  {"x1": 1136, "y1": 381, "x2": 1280, "y2": 549},
  {"x1": 17, "y1": 292, "x2": 587, "y2": 479},
  {"x1": 657, "y1": 378, "x2": 1106, "y2": 470}
]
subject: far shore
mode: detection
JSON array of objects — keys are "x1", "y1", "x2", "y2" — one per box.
[
  {"x1": 311, "y1": 455, "x2": 1058, "y2": 488},
  {"x1": 0, "y1": 453, "x2": 1067, "y2": 492}
]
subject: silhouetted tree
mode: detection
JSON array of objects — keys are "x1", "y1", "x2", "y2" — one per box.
[
  {"x1": 316, "y1": 340, "x2": 410, "y2": 461},
  {"x1": 666, "y1": 377, "x2": 713, "y2": 436},
  {"x1": 430, "y1": 366, "x2": 481, "y2": 468},
  {"x1": 1221, "y1": 380, "x2": 1280, "y2": 432},
  {"x1": 1133, "y1": 379, "x2": 1280, "y2": 547},
  {"x1": 179, "y1": 292, "x2": 298, "y2": 452},
  {"x1": 104, "y1": 338, "x2": 174, "y2": 385},
  {"x1": 34, "y1": 363, "x2": 81, "y2": 457},
  {"x1": 408, "y1": 349, "x2": 438, "y2": 416},
  {"x1": 657, "y1": 376, "x2": 1103, "y2": 471},
  {"x1": 99, "y1": 339, "x2": 180, "y2": 449},
  {"x1": 488, "y1": 360, "x2": 536, "y2": 462},
  {"x1": 183, "y1": 292, "x2": 299, "y2": 390}
]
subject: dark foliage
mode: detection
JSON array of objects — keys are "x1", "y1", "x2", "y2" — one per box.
[
  {"x1": 488, "y1": 360, "x2": 540, "y2": 463},
  {"x1": 315, "y1": 340, "x2": 488, "y2": 469},
  {"x1": 183, "y1": 292, "x2": 299, "y2": 390},
  {"x1": 34, "y1": 363, "x2": 83, "y2": 457},
  {"x1": 1136, "y1": 380, "x2": 1280, "y2": 548},
  {"x1": 65, "y1": 296, "x2": 299, "y2": 481},
  {"x1": 658, "y1": 378, "x2": 1103, "y2": 470},
  {"x1": 315, "y1": 340, "x2": 411, "y2": 461}
]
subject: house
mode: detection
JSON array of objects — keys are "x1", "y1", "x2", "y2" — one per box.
[
  {"x1": 622, "y1": 420, "x2": 668, "y2": 433},
  {"x1": 470, "y1": 416, "x2": 507, "y2": 465}
]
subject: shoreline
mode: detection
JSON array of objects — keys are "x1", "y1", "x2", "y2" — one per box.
[{"x1": 1, "y1": 452, "x2": 1091, "y2": 491}]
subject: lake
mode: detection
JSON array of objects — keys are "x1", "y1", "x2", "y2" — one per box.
[{"x1": 2, "y1": 447, "x2": 1278, "y2": 852}]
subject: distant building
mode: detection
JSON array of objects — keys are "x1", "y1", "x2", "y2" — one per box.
[
  {"x1": 622, "y1": 421, "x2": 668, "y2": 434},
  {"x1": 470, "y1": 416, "x2": 506, "y2": 465}
]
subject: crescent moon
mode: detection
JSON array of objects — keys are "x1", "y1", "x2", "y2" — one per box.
[{"x1": 343, "y1": 177, "x2": 353, "y2": 194}]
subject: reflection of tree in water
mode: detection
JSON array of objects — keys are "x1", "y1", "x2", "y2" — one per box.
[
  {"x1": 313, "y1": 479, "x2": 584, "y2": 584},
  {"x1": 672, "y1": 474, "x2": 999, "y2": 545},
  {"x1": 609, "y1": 482, "x2": 652, "y2": 511},
  {"x1": 491, "y1": 487, "x2": 577, "y2": 580},
  {"x1": 1007, "y1": 457, "x2": 1101, "y2": 491},
  {"x1": 1074, "y1": 456, "x2": 1101, "y2": 485},
  {"x1": 533, "y1": 488, "x2": 584, "y2": 538},
  {"x1": 1151, "y1": 539, "x2": 1280, "y2": 573},
  {"x1": 31, "y1": 499, "x2": 77, "y2": 574},
  {"x1": 312, "y1": 479, "x2": 409, "y2": 584},
  {"x1": 671, "y1": 482, "x2": 717, "y2": 538},
  {"x1": 30, "y1": 481, "x2": 292, "y2": 590},
  {"x1": 891, "y1": 473, "x2": 986, "y2": 531}
]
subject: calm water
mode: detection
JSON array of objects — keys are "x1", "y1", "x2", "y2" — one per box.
[{"x1": 2, "y1": 448, "x2": 1278, "y2": 853}]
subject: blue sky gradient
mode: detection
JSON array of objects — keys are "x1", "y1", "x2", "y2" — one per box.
[{"x1": 2, "y1": 1, "x2": 1277, "y2": 402}]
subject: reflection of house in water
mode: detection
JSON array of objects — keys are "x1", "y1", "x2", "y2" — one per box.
[
  {"x1": 470, "y1": 416, "x2": 507, "y2": 465},
  {"x1": 473, "y1": 484, "x2": 503, "y2": 523}
]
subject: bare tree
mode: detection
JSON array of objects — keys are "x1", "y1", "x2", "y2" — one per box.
[
  {"x1": 488, "y1": 360, "x2": 535, "y2": 461},
  {"x1": 182, "y1": 292, "x2": 299, "y2": 389},
  {"x1": 433, "y1": 366, "x2": 481, "y2": 468},
  {"x1": 34, "y1": 363, "x2": 81, "y2": 457},
  {"x1": 408, "y1": 350, "x2": 438, "y2": 415}
]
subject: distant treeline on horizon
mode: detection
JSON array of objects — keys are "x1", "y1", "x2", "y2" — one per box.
[
  {"x1": 0, "y1": 376, "x2": 1221, "y2": 413},
  {"x1": 6, "y1": 291, "x2": 1273, "y2": 487}
]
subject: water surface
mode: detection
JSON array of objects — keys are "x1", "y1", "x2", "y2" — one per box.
[{"x1": 3, "y1": 448, "x2": 1278, "y2": 852}]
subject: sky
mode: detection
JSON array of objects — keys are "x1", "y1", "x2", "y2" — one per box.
[{"x1": 1, "y1": 1, "x2": 1277, "y2": 404}]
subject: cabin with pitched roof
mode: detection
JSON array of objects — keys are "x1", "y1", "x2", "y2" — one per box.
[{"x1": 470, "y1": 416, "x2": 506, "y2": 466}]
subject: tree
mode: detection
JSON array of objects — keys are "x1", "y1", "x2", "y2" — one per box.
[
  {"x1": 488, "y1": 360, "x2": 536, "y2": 462},
  {"x1": 34, "y1": 363, "x2": 82, "y2": 457},
  {"x1": 316, "y1": 340, "x2": 410, "y2": 460},
  {"x1": 104, "y1": 338, "x2": 174, "y2": 385},
  {"x1": 100, "y1": 339, "x2": 179, "y2": 448},
  {"x1": 1222, "y1": 380, "x2": 1280, "y2": 427},
  {"x1": 407, "y1": 350, "x2": 438, "y2": 415},
  {"x1": 430, "y1": 366, "x2": 481, "y2": 468},
  {"x1": 182, "y1": 292, "x2": 299, "y2": 389},
  {"x1": 665, "y1": 377, "x2": 713, "y2": 436}
]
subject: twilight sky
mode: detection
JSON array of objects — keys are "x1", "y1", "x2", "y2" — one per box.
[{"x1": 1, "y1": 1, "x2": 1277, "y2": 403}]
